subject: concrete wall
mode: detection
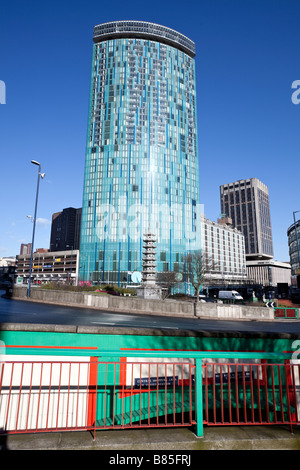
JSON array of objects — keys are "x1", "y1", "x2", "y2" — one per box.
[
  {"x1": 11, "y1": 286, "x2": 194, "y2": 317},
  {"x1": 9, "y1": 285, "x2": 292, "y2": 321},
  {"x1": 195, "y1": 302, "x2": 274, "y2": 320}
]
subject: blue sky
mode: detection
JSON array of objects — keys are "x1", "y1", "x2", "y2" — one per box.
[{"x1": 0, "y1": 0, "x2": 299, "y2": 261}]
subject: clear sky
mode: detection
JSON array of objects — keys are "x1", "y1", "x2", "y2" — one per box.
[{"x1": 0, "y1": 0, "x2": 299, "y2": 261}]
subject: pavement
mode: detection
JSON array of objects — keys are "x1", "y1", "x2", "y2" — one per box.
[{"x1": 1, "y1": 425, "x2": 300, "y2": 451}]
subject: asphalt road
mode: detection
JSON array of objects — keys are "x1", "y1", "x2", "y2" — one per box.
[{"x1": 1, "y1": 291, "x2": 300, "y2": 337}]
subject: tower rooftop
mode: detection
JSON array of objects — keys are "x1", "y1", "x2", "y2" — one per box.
[{"x1": 93, "y1": 20, "x2": 195, "y2": 57}]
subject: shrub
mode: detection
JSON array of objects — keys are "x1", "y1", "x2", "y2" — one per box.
[
  {"x1": 39, "y1": 282, "x2": 136, "y2": 296},
  {"x1": 278, "y1": 299, "x2": 299, "y2": 308}
]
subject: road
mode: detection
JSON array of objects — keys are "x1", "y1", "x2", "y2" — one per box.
[{"x1": 1, "y1": 291, "x2": 300, "y2": 337}]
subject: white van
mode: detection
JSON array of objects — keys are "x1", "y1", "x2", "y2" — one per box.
[{"x1": 218, "y1": 290, "x2": 243, "y2": 300}]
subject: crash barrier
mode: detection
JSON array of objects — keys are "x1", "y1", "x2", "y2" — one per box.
[
  {"x1": 0, "y1": 348, "x2": 299, "y2": 438},
  {"x1": 274, "y1": 307, "x2": 298, "y2": 319}
]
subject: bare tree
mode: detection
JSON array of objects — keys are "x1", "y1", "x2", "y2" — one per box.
[
  {"x1": 183, "y1": 250, "x2": 217, "y2": 302},
  {"x1": 156, "y1": 271, "x2": 182, "y2": 299}
]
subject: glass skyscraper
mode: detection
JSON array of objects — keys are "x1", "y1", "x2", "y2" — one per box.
[{"x1": 79, "y1": 21, "x2": 201, "y2": 286}]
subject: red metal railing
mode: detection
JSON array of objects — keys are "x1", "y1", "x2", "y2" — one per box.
[
  {"x1": 0, "y1": 359, "x2": 95, "y2": 433},
  {"x1": 94, "y1": 360, "x2": 195, "y2": 431},
  {"x1": 274, "y1": 307, "x2": 298, "y2": 319},
  {"x1": 203, "y1": 362, "x2": 300, "y2": 432},
  {"x1": 0, "y1": 358, "x2": 195, "y2": 435},
  {"x1": 1, "y1": 356, "x2": 299, "y2": 436}
]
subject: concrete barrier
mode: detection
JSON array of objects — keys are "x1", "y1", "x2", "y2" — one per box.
[
  {"x1": 195, "y1": 302, "x2": 274, "y2": 320},
  {"x1": 10, "y1": 285, "x2": 295, "y2": 321},
  {"x1": 10, "y1": 286, "x2": 194, "y2": 317}
]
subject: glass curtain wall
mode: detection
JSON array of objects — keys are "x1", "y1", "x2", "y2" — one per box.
[{"x1": 79, "y1": 22, "x2": 200, "y2": 287}]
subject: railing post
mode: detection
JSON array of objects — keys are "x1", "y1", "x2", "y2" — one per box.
[
  {"x1": 87, "y1": 356, "x2": 98, "y2": 440},
  {"x1": 195, "y1": 357, "x2": 204, "y2": 437}
]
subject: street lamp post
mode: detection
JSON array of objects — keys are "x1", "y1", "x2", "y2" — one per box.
[
  {"x1": 27, "y1": 160, "x2": 45, "y2": 298},
  {"x1": 293, "y1": 211, "x2": 300, "y2": 275}
]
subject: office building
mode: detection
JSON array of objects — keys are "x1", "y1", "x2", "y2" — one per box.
[
  {"x1": 287, "y1": 217, "x2": 300, "y2": 285},
  {"x1": 50, "y1": 207, "x2": 82, "y2": 252},
  {"x1": 0, "y1": 257, "x2": 16, "y2": 267},
  {"x1": 201, "y1": 215, "x2": 247, "y2": 285},
  {"x1": 220, "y1": 178, "x2": 273, "y2": 260},
  {"x1": 79, "y1": 21, "x2": 201, "y2": 285},
  {"x1": 246, "y1": 259, "x2": 291, "y2": 289},
  {"x1": 20, "y1": 243, "x2": 32, "y2": 256}
]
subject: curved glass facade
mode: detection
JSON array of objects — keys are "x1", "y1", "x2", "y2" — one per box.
[
  {"x1": 287, "y1": 220, "x2": 300, "y2": 274},
  {"x1": 79, "y1": 21, "x2": 201, "y2": 286}
]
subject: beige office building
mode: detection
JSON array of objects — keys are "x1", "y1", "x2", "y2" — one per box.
[
  {"x1": 201, "y1": 215, "x2": 247, "y2": 285},
  {"x1": 246, "y1": 259, "x2": 291, "y2": 287}
]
